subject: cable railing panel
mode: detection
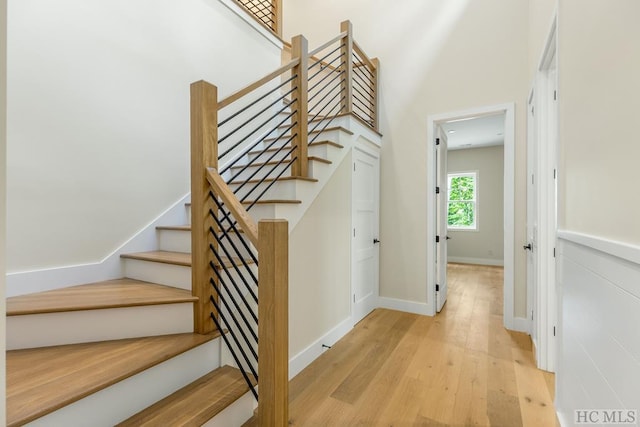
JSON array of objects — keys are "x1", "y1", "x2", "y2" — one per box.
[{"x1": 190, "y1": 20, "x2": 377, "y2": 425}]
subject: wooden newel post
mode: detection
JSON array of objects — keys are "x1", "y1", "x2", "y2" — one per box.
[
  {"x1": 273, "y1": 0, "x2": 283, "y2": 37},
  {"x1": 258, "y1": 219, "x2": 289, "y2": 427},
  {"x1": 190, "y1": 80, "x2": 218, "y2": 335},
  {"x1": 371, "y1": 57, "x2": 380, "y2": 131},
  {"x1": 340, "y1": 20, "x2": 353, "y2": 114},
  {"x1": 291, "y1": 34, "x2": 309, "y2": 178}
]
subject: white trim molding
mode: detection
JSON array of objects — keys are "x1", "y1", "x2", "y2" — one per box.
[
  {"x1": 377, "y1": 296, "x2": 431, "y2": 316},
  {"x1": 558, "y1": 230, "x2": 640, "y2": 266},
  {"x1": 448, "y1": 257, "x2": 504, "y2": 267},
  {"x1": 288, "y1": 317, "x2": 353, "y2": 380}
]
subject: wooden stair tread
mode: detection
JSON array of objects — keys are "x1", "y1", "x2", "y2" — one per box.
[
  {"x1": 242, "y1": 199, "x2": 302, "y2": 205},
  {"x1": 6, "y1": 333, "x2": 219, "y2": 427},
  {"x1": 228, "y1": 176, "x2": 318, "y2": 186},
  {"x1": 116, "y1": 365, "x2": 256, "y2": 426},
  {"x1": 248, "y1": 140, "x2": 344, "y2": 156},
  {"x1": 121, "y1": 250, "x2": 191, "y2": 266},
  {"x1": 230, "y1": 155, "x2": 330, "y2": 170},
  {"x1": 120, "y1": 251, "x2": 254, "y2": 268},
  {"x1": 264, "y1": 126, "x2": 354, "y2": 141},
  {"x1": 6, "y1": 279, "x2": 197, "y2": 316},
  {"x1": 156, "y1": 224, "x2": 191, "y2": 231}
]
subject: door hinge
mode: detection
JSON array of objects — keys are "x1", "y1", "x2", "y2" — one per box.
[
  {"x1": 435, "y1": 138, "x2": 440, "y2": 146},
  {"x1": 553, "y1": 90, "x2": 557, "y2": 101},
  {"x1": 436, "y1": 235, "x2": 440, "y2": 243},
  {"x1": 531, "y1": 174, "x2": 534, "y2": 185},
  {"x1": 553, "y1": 326, "x2": 556, "y2": 336},
  {"x1": 531, "y1": 310, "x2": 534, "y2": 320},
  {"x1": 553, "y1": 247, "x2": 556, "y2": 258},
  {"x1": 353, "y1": 163, "x2": 356, "y2": 172},
  {"x1": 436, "y1": 186, "x2": 440, "y2": 194},
  {"x1": 353, "y1": 228, "x2": 356, "y2": 237},
  {"x1": 554, "y1": 169, "x2": 557, "y2": 179},
  {"x1": 436, "y1": 284, "x2": 440, "y2": 292},
  {"x1": 353, "y1": 294, "x2": 356, "y2": 303}
]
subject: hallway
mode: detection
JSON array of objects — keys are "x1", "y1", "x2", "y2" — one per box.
[{"x1": 283, "y1": 263, "x2": 558, "y2": 426}]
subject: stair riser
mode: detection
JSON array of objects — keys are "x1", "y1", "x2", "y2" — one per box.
[
  {"x1": 201, "y1": 390, "x2": 256, "y2": 427},
  {"x1": 124, "y1": 259, "x2": 191, "y2": 290},
  {"x1": 255, "y1": 128, "x2": 344, "y2": 152},
  {"x1": 158, "y1": 229, "x2": 191, "y2": 253},
  {"x1": 245, "y1": 141, "x2": 339, "y2": 164},
  {"x1": 26, "y1": 339, "x2": 220, "y2": 427},
  {"x1": 227, "y1": 159, "x2": 325, "y2": 183},
  {"x1": 158, "y1": 229, "x2": 255, "y2": 259},
  {"x1": 7, "y1": 303, "x2": 194, "y2": 350},
  {"x1": 230, "y1": 179, "x2": 298, "y2": 200}
]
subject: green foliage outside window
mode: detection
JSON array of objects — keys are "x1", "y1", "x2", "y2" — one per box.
[{"x1": 448, "y1": 174, "x2": 476, "y2": 228}]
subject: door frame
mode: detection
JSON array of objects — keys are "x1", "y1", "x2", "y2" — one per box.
[
  {"x1": 426, "y1": 103, "x2": 516, "y2": 331},
  {"x1": 529, "y1": 15, "x2": 558, "y2": 372}
]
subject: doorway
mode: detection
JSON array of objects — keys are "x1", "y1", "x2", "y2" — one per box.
[{"x1": 427, "y1": 103, "x2": 516, "y2": 330}]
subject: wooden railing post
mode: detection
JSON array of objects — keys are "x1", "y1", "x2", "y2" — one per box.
[
  {"x1": 190, "y1": 80, "x2": 218, "y2": 335},
  {"x1": 273, "y1": 0, "x2": 282, "y2": 37},
  {"x1": 371, "y1": 57, "x2": 380, "y2": 131},
  {"x1": 291, "y1": 34, "x2": 309, "y2": 178},
  {"x1": 258, "y1": 219, "x2": 289, "y2": 427},
  {"x1": 340, "y1": 20, "x2": 353, "y2": 114}
]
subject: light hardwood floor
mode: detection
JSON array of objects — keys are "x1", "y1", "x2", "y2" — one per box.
[{"x1": 282, "y1": 263, "x2": 558, "y2": 426}]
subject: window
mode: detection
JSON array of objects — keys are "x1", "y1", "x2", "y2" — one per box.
[{"x1": 447, "y1": 172, "x2": 477, "y2": 230}]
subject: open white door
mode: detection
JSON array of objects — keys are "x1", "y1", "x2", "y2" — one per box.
[
  {"x1": 352, "y1": 147, "x2": 380, "y2": 324},
  {"x1": 435, "y1": 127, "x2": 448, "y2": 312},
  {"x1": 526, "y1": 91, "x2": 538, "y2": 345}
]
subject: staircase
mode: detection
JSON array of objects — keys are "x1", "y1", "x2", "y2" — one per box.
[{"x1": 5, "y1": 17, "x2": 380, "y2": 426}]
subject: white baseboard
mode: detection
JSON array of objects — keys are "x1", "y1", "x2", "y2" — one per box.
[
  {"x1": 6, "y1": 193, "x2": 190, "y2": 297},
  {"x1": 511, "y1": 316, "x2": 531, "y2": 334},
  {"x1": 447, "y1": 256, "x2": 504, "y2": 267},
  {"x1": 288, "y1": 316, "x2": 353, "y2": 380},
  {"x1": 377, "y1": 296, "x2": 432, "y2": 316}
]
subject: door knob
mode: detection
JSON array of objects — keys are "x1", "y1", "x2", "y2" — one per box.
[
  {"x1": 373, "y1": 238, "x2": 380, "y2": 244},
  {"x1": 523, "y1": 243, "x2": 532, "y2": 251}
]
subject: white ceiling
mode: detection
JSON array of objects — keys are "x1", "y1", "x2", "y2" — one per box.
[{"x1": 440, "y1": 113, "x2": 505, "y2": 150}]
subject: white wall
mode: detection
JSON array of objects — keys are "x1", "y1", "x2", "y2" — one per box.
[
  {"x1": 289, "y1": 153, "x2": 351, "y2": 357},
  {"x1": 447, "y1": 145, "x2": 504, "y2": 265},
  {"x1": 283, "y1": 0, "x2": 529, "y2": 317},
  {"x1": 557, "y1": 0, "x2": 640, "y2": 244},
  {"x1": 555, "y1": 0, "x2": 640, "y2": 422},
  {"x1": 7, "y1": 0, "x2": 281, "y2": 274},
  {"x1": 1, "y1": 0, "x2": 7, "y2": 417}
]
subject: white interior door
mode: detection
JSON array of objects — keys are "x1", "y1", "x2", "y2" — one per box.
[
  {"x1": 352, "y1": 147, "x2": 380, "y2": 324},
  {"x1": 435, "y1": 128, "x2": 448, "y2": 312}
]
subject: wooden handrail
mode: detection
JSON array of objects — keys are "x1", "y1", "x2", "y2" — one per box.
[
  {"x1": 308, "y1": 31, "x2": 348, "y2": 58},
  {"x1": 205, "y1": 168, "x2": 259, "y2": 246},
  {"x1": 258, "y1": 219, "x2": 289, "y2": 427},
  {"x1": 218, "y1": 59, "x2": 300, "y2": 109},
  {"x1": 352, "y1": 40, "x2": 376, "y2": 70}
]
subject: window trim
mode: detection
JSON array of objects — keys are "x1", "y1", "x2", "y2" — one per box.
[{"x1": 447, "y1": 171, "x2": 479, "y2": 231}]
